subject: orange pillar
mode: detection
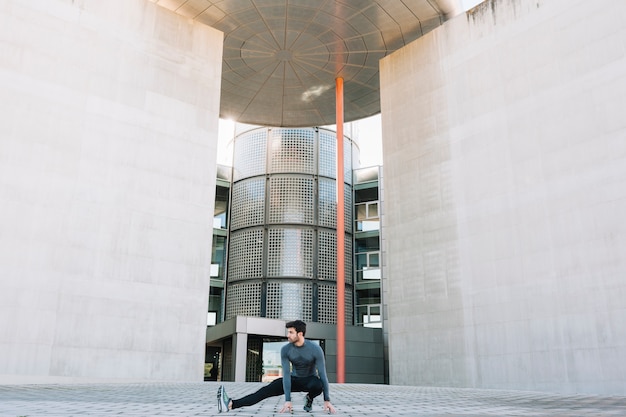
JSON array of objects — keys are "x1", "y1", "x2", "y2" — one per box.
[{"x1": 335, "y1": 77, "x2": 345, "y2": 383}]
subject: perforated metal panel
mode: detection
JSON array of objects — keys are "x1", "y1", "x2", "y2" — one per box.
[
  {"x1": 270, "y1": 128, "x2": 315, "y2": 174},
  {"x1": 318, "y1": 178, "x2": 335, "y2": 229},
  {"x1": 318, "y1": 284, "x2": 353, "y2": 325},
  {"x1": 344, "y1": 185, "x2": 353, "y2": 233},
  {"x1": 233, "y1": 129, "x2": 267, "y2": 181},
  {"x1": 318, "y1": 285, "x2": 336, "y2": 324},
  {"x1": 267, "y1": 228, "x2": 314, "y2": 278},
  {"x1": 266, "y1": 281, "x2": 313, "y2": 322},
  {"x1": 228, "y1": 228, "x2": 263, "y2": 281},
  {"x1": 319, "y1": 130, "x2": 336, "y2": 179},
  {"x1": 318, "y1": 230, "x2": 336, "y2": 281},
  {"x1": 226, "y1": 282, "x2": 262, "y2": 320},
  {"x1": 268, "y1": 176, "x2": 314, "y2": 224},
  {"x1": 343, "y1": 137, "x2": 353, "y2": 185},
  {"x1": 230, "y1": 178, "x2": 266, "y2": 230},
  {"x1": 346, "y1": 289, "x2": 354, "y2": 324},
  {"x1": 227, "y1": 126, "x2": 357, "y2": 326},
  {"x1": 344, "y1": 235, "x2": 353, "y2": 286}
]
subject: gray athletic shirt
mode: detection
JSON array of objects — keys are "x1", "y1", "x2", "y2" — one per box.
[{"x1": 281, "y1": 340, "x2": 331, "y2": 402}]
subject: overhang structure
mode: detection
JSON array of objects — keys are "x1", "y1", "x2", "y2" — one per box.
[{"x1": 149, "y1": 0, "x2": 463, "y2": 127}]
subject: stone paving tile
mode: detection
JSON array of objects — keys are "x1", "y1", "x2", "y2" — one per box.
[{"x1": 0, "y1": 382, "x2": 625, "y2": 417}]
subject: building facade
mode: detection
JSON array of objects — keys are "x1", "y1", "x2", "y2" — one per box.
[
  {"x1": 206, "y1": 126, "x2": 386, "y2": 383},
  {"x1": 2, "y1": 0, "x2": 626, "y2": 396},
  {"x1": 226, "y1": 126, "x2": 354, "y2": 324}
]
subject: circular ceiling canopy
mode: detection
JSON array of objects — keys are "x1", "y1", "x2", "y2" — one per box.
[{"x1": 152, "y1": 0, "x2": 457, "y2": 127}]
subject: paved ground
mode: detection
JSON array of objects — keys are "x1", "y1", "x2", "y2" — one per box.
[{"x1": 0, "y1": 382, "x2": 625, "y2": 417}]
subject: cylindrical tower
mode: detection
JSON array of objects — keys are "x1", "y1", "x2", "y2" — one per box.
[{"x1": 226, "y1": 127, "x2": 354, "y2": 324}]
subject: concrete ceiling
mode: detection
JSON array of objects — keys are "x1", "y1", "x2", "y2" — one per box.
[{"x1": 151, "y1": 0, "x2": 461, "y2": 127}]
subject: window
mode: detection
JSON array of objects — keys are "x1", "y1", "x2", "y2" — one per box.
[
  {"x1": 356, "y1": 304, "x2": 382, "y2": 328},
  {"x1": 355, "y1": 251, "x2": 381, "y2": 281},
  {"x1": 355, "y1": 201, "x2": 379, "y2": 231},
  {"x1": 214, "y1": 184, "x2": 230, "y2": 229}
]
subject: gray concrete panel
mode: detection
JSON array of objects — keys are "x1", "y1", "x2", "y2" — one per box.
[
  {"x1": 0, "y1": 0, "x2": 223, "y2": 382},
  {"x1": 381, "y1": 0, "x2": 626, "y2": 395}
]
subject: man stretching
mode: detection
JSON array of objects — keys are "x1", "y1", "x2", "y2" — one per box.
[{"x1": 217, "y1": 320, "x2": 336, "y2": 414}]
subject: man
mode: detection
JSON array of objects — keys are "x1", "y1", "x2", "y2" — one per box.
[{"x1": 217, "y1": 320, "x2": 337, "y2": 414}]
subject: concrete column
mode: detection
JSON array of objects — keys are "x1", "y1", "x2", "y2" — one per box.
[{"x1": 233, "y1": 333, "x2": 248, "y2": 382}]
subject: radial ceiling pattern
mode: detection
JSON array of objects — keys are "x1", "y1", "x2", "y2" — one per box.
[{"x1": 152, "y1": 0, "x2": 453, "y2": 127}]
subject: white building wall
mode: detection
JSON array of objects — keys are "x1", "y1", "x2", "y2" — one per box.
[
  {"x1": 0, "y1": 0, "x2": 223, "y2": 382},
  {"x1": 380, "y1": 0, "x2": 626, "y2": 394}
]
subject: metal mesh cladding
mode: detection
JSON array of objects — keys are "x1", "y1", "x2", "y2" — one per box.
[
  {"x1": 318, "y1": 178, "x2": 336, "y2": 228},
  {"x1": 319, "y1": 129, "x2": 336, "y2": 178},
  {"x1": 317, "y1": 231, "x2": 352, "y2": 284},
  {"x1": 230, "y1": 177, "x2": 266, "y2": 230},
  {"x1": 270, "y1": 128, "x2": 315, "y2": 174},
  {"x1": 344, "y1": 235, "x2": 353, "y2": 285},
  {"x1": 228, "y1": 228, "x2": 264, "y2": 281},
  {"x1": 233, "y1": 129, "x2": 267, "y2": 181},
  {"x1": 344, "y1": 184, "x2": 353, "y2": 233},
  {"x1": 318, "y1": 284, "x2": 353, "y2": 324},
  {"x1": 268, "y1": 176, "x2": 314, "y2": 224},
  {"x1": 343, "y1": 136, "x2": 353, "y2": 185},
  {"x1": 226, "y1": 282, "x2": 262, "y2": 320},
  {"x1": 317, "y1": 230, "x2": 336, "y2": 281},
  {"x1": 265, "y1": 281, "x2": 313, "y2": 321},
  {"x1": 267, "y1": 227, "x2": 314, "y2": 278},
  {"x1": 227, "y1": 126, "x2": 356, "y2": 325}
]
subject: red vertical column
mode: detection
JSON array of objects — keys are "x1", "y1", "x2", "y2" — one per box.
[{"x1": 335, "y1": 77, "x2": 345, "y2": 383}]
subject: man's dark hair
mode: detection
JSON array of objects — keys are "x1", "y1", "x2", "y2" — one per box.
[{"x1": 286, "y1": 320, "x2": 306, "y2": 336}]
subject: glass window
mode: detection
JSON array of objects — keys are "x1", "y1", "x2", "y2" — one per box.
[
  {"x1": 214, "y1": 184, "x2": 230, "y2": 229},
  {"x1": 355, "y1": 253, "x2": 368, "y2": 270},
  {"x1": 355, "y1": 202, "x2": 379, "y2": 231},
  {"x1": 211, "y1": 235, "x2": 227, "y2": 280},
  {"x1": 368, "y1": 253, "x2": 379, "y2": 267},
  {"x1": 368, "y1": 202, "x2": 378, "y2": 218},
  {"x1": 355, "y1": 251, "x2": 381, "y2": 280},
  {"x1": 355, "y1": 304, "x2": 382, "y2": 328},
  {"x1": 356, "y1": 204, "x2": 367, "y2": 220}
]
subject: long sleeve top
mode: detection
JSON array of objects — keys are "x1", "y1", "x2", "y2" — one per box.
[{"x1": 280, "y1": 340, "x2": 331, "y2": 402}]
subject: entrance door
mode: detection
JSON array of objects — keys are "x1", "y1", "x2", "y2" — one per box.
[{"x1": 205, "y1": 346, "x2": 220, "y2": 381}]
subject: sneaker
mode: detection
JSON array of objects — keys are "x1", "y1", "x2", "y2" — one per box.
[
  {"x1": 303, "y1": 394, "x2": 313, "y2": 412},
  {"x1": 217, "y1": 385, "x2": 230, "y2": 413}
]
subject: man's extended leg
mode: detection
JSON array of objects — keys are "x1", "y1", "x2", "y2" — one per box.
[{"x1": 231, "y1": 378, "x2": 285, "y2": 409}]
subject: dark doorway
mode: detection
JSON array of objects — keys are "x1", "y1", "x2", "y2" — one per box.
[{"x1": 205, "y1": 345, "x2": 220, "y2": 381}]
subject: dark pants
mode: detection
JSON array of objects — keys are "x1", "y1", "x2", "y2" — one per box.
[{"x1": 231, "y1": 375, "x2": 323, "y2": 409}]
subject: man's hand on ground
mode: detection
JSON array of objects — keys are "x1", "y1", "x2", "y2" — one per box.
[
  {"x1": 324, "y1": 401, "x2": 337, "y2": 414},
  {"x1": 279, "y1": 401, "x2": 293, "y2": 413}
]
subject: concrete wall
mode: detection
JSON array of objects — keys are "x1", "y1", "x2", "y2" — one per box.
[
  {"x1": 380, "y1": 0, "x2": 626, "y2": 394},
  {"x1": 0, "y1": 0, "x2": 223, "y2": 382}
]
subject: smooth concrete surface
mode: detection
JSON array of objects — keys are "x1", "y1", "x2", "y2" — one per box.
[
  {"x1": 380, "y1": 0, "x2": 626, "y2": 394},
  {"x1": 0, "y1": 0, "x2": 223, "y2": 382},
  {"x1": 1, "y1": 382, "x2": 625, "y2": 416}
]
